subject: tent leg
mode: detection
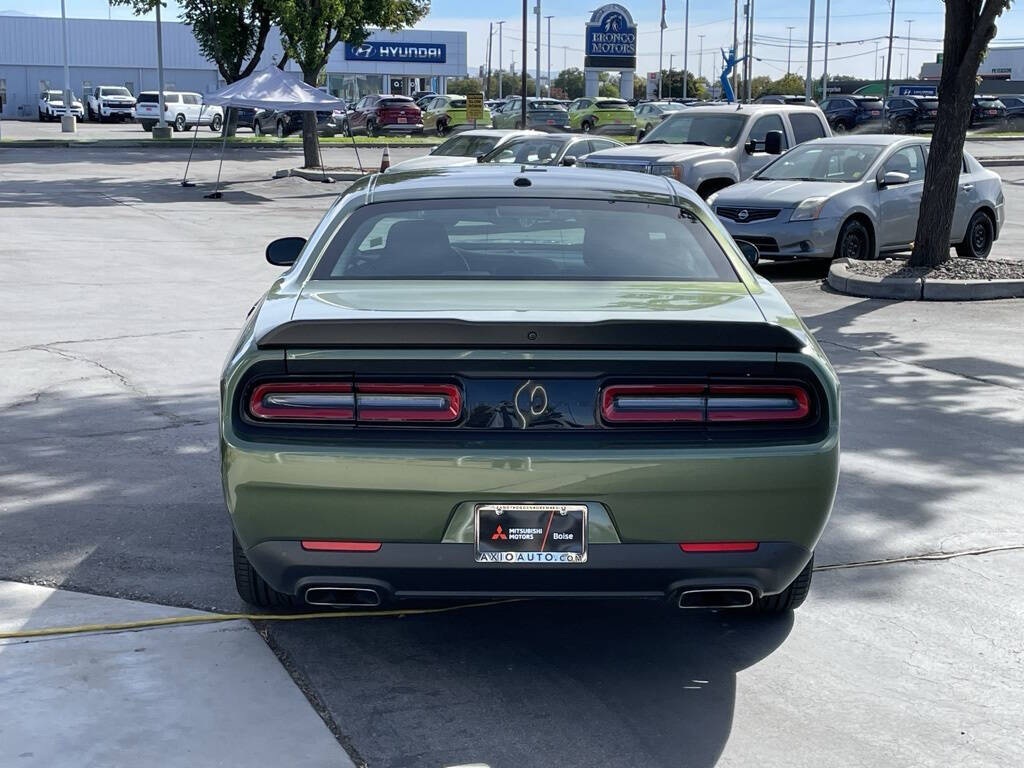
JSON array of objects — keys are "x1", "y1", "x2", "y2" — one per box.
[
  {"x1": 315, "y1": 129, "x2": 333, "y2": 184},
  {"x1": 348, "y1": 128, "x2": 363, "y2": 173},
  {"x1": 204, "y1": 127, "x2": 228, "y2": 199},
  {"x1": 180, "y1": 105, "x2": 203, "y2": 187}
]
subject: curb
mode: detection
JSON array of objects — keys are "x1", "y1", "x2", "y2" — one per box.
[
  {"x1": 0, "y1": 138, "x2": 438, "y2": 150},
  {"x1": 827, "y1": 260, "x2": 1024, "y2": 301},
  {"x1": 978, "y1": 156, "x2": 1024, "y2": 167}
]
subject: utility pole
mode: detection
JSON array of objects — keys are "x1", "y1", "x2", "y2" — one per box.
[
  {"x1": 683, "y1": 0, "x2": 690, "y2": 98},
  {"x1": 745, "y1": 0, "x2": 755, "y2": 102},
  {"x1": 732, "y1": 0, "x2": 739, "y2": 98},
  {"x1": 534, "y1": 0, "x2": 541, "y2": 98},
  {"x1": 521, "y1": 0, "x2": 527, "y2": 128},
  {"x1": 874, "y1": 41, "x2": 879, "y2": 79},
  {"x1": 563, "y1": 46, "x2": 567, "y2": 70},
  {"x1": 883, "y1": 0, "x2": 895, "y2": 130},
  {"x1": 821, "y1": 0, "x2": 830, "y2": 101},
  {"x1": 658, "y1": 2, "x2": 666, "y2": 99},
  {"x1": 698, "y1": 34, "x2": 705, "y2": 84},
  {"x1": 486, "y1": 22, "x2": 493, "y2": 99},
  {"x1": 804, "y1": 0, "x2": 815, "y2": 102},
  {"x1": 787, "y1": 26, "x2": 795, "y2": 73},
  {"x1": 497, "y1": 20, "x2": 505, "y2": 98},
  {"x1": 60, "y1": 0, "x2": 75, "y2": 133},
  {"x1": 669, "y1": 54, "x2": 675, "y2": 99},
  {"x1": 546, "y1": 15, "x2": 553, "y2": 97},
  {"x1": 905, "y1": 19, "x2": 914, "y2": 78}
]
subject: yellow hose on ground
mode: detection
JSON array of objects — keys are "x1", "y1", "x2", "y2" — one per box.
[{"x1": 0, "y1": 598, "x2": 522, "y2": 641}]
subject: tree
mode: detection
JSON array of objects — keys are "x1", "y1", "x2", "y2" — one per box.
[
  {"x1": 485, "y1": 72, "x2": 535, "y2": 99},
  {"x1": 748, "y1": 75, "x2": 773, "y2": 100},
  {"x1": 910, "y1": 0, "x2": 1012, "y2": 267},
  {"x1": 763, "y1": 73, "x2": 803, "y2": 97},
  {"x1": 447, "y1": 77, "x2": 483, "y2": 96},
  {"x1": 274, "y1": 0, "x2": 429, "y2": 167},
  {"x1": 657, "y1": 69, "x2": 705, "y2": 100},
  {"x1": 554, "y1": 68, "x2": 585, "y2": 99}
]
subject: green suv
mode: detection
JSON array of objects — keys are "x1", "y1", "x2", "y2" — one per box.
[
  {"x1": 568, "y1": 97, "x2": 637, "y2": 134},
  {"x1": 421, "y1": 95, "x2": 492, "y2": 136}
]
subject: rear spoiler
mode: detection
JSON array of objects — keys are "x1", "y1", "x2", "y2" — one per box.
[{"x1": 257, "y1": 319, "x2": 805, "y2": 352}]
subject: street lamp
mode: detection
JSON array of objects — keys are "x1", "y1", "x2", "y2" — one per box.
[
  {"x1": 60, "y1": 0, "x2": 75, "y2": 133},
  {"x1": 905, "y1": 19, "x2": 914, "y2": 78},
  {"x1": 497, "y1": 21, "x2": 505, "y2": 99},
  {"x1": 521, "y1": 0, "x2": 527, "y2": 129},
  {"x1": 545, "y1": 15, "x2": 554, "y2": 97}
]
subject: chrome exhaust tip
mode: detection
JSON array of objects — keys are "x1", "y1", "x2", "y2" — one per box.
[
  {"x1": 304, "y1": 586, "x2": 383, "y2": 608},
  {"x1": 678, "y1": 588, "x2": 755, "y2": 609}
]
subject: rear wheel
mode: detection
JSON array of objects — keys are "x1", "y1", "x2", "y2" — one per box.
[
  {"x1": 253, "y1": 121, "x2": 263, "y2": 137},
  {"x1": 753, "y1": 555, "x2": 814, "y2": 613},
  {"x1": 893, "y1": 116, "x2": 910, "y2": 134},
  {"x1": 275, "y1": 120, "x2": 286, "y2": 138},
  {"x1": 956, "y1": 210, "x2": 994, "y2": 259},
  {"x1": 210, "y1": 113, "x2": 223, "y2": 132},
  {"x1": 834, "y1": 217, "x2": 872, "y2": 261},
  {"x1": 436, "y1": 118, "x2": 448, "y2": 136},
  {"x1": 832, "y1": 120, "x2": 848, "y2": 134},
  {"x1": 140, "y1": 120, "x2": 155, "y2": 131},
  {"x1": 233, "y1": 533, "x2": 301, "y2": 610},
  {"x1": 367, "y1": 119, "x2": 379, "y2": 137},
  {"x1": 582, "y1": 119, "x2": 593, "y2": 133}
]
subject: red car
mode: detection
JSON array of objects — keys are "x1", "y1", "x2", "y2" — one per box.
[{"x1": 340, "y1": 95, "x2": 424, "y2": 137}]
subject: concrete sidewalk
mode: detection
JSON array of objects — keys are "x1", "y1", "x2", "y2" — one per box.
[{"x1": 0, "y1": 581, "x2": 353, "y2": 768}]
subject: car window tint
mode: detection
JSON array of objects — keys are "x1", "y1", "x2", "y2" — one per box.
[
  {"x1": 483, "y1": 137, "x2": 564, "y2": 164},
  {"x1": 757, "y1": 143, "x2": 884, "y2": 182},
  {"x1": 588, "y1": 139, "x2": 619, "y2": 152},
  {"x1": 316, "y1": 199, "x2": 738, "y2": 282},
  {"x1": 562, "y1": 141, "x2": 591, "y2": 159},
  {"x1": 749, "y1": 114, "x2": 789, "y2": 149},
  {"x1": 790, "y1": 112, "x2": 827, "y2": 143},
  {"x1": 884, "y1": 145, "x2": 926, "y2": 181}
]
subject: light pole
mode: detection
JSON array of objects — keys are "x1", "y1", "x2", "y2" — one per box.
[
  {"x1": 545, "y1": 15, "x2": 553, "y2": 97},
  {"x1": 59, "y1": 0, "x2": 75, "y2": 133},
  {"x1": 497, "y1": 20, "x2": 505, "y2": 99},
  {"x1": 534, "y1": 0, "x2": 541, "y2": 98},
  {"x1": 883, "y1": 0, "x2": 895, "y2": 131},
  {"x1": 821, "y1": 0, "x2": 831, "y2": 101},
  {"x1": 804, "y1": 0, "x2": 815, "y2": 102},
  {"x1": 153, "y1": 0, "x2": 170, "y2": 138},
  {"x1": 732, "y1": 0, "x2": 739, "y2": 99},
  {"x1": 521, "y1": 0, "x2": 527, "y2": 128},
  {"x1": 905, "y1": 19, "x2": 914, "y2": 78},
  {"x1": 874, "y1": 41, "x2": 879, "y2": 79},
  {"x1": 682, "y1": 0, "x2": 690, "y2": 98},
  {"x1": 786, "y1": 26, "x2": 795, "y2": 73},
  {"x1": 698, "y1": 34, "x2": 705, "y2": 84}
]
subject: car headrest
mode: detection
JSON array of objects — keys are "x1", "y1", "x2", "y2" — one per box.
[{"x1": 385, "y1": 219, "x2": 451, "y2": 257}]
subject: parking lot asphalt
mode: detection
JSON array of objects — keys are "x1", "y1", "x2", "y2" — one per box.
[{"x1": 1, "y1": 147, "x2": 1022, "y2": 767}]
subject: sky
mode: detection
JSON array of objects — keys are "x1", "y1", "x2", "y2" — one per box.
[{"x1": 4, "y1": 0, "x2": 1024, "y2": 82}]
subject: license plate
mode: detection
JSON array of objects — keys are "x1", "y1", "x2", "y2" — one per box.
[
  {"x1": 397, "y1": 117, "x2": 407, "y2": 123},
  {"x1": 614, "y1": 119, "x2": 621, "y2": 123},
  {"x1": 547, "y1": 119, "x2": 555, "y2": 124},
  {"x1": 870, "y1": 110, "x2": 880, "y2": 116},
  {"x1": 987, "y1": 110, "x2": 997, "y2": 115},
  {"x1": 475, "y1": 503, "x2": 587, "y2": 564}
]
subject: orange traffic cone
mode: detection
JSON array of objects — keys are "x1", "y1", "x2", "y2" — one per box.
[{"x1": 379, "y1": 145, "x2": 391, "y2": 172}]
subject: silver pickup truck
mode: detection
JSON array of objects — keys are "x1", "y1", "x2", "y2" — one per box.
[{"x1": 581, "y1": 104, "x2": 832, "y2": 198}]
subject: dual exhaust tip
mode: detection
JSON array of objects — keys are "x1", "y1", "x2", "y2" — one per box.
[
  {"x1": 677, "y1": 588, "x2": 754, "y2": 609},
  {"x1": 305, "y1": 586, "x2": 383, "y2": 608}
]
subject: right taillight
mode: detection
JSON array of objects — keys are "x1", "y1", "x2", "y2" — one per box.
[{"x1": 600, "y1": 382, "x2": 811, "y2": 425}]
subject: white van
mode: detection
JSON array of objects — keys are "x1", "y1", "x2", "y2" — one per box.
[{"x1": 134, "y1": 91, "x2": 223, "y2": 132}]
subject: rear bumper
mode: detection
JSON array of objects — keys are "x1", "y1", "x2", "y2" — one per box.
[
  {"x1": 378, "y1": 122, "x2": 424, "y2": 133},
  {"x1": 245, "y1": 539, "x2": 812, "y2": 600}
]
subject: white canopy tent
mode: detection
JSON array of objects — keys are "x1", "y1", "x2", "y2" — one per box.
[{"x1": 181, "y1": 68, "x2": 358, "y2": 196}]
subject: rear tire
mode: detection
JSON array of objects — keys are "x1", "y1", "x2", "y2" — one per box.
[
  {"x1": 754, "y1": 555, "x2": 813, "y2": 613},
  {"x1": 253, "y1": 121, "x2": 263, "y2": 137},
  {"x1": 275, "y1": 120, "x2": 285, "y2": 138},
  {"x1": 173, "y1": 113, "x2": 186, "y2": 132},
  {"x1": 893, "y1": 116, "x2": 910, "y2": 134},
  {"x1": 436, "y1": 118, "x2": 448, "y2": 136},
  {"x1": 233, "y1": 533, "x2": 301, "y2": 610},
  {"x1": 140, "y1": 120, "x2": 155, "y2": 131},
  {"x1": 210, "y1": 113, "x2": 222, "y2": 132},
  {"x1": 367, "y1": 119, "x2": 379, "y2": 137},
  {"x1": 956, "y1": 210, "x2": 994, "y2": 259},
  {"x1": 832, "y1": 120, "x2": 848, "y2": 134},
  {"x1": 582, "y1": 119, "x2": 593, "y2": 133}
]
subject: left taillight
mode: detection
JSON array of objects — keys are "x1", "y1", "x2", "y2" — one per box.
[{"x1": 247, "y1": 381, "x2": 461, "y2": 424}]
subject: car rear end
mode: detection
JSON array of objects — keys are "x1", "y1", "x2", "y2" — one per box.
[
  {"x1": 221, "y1": 172, "x2": 839, "y2": 608},
  {"x1": 133, "y1": 92, "x2": 163, "y2": 124},
  {"x1": 911, "y1": 97, "x2": 939, "y2": 132},
  {"x1": 375, "y1": 97, "x2": 424, "y2": 134},
  {"x1": 527, "y1": 101, "x2": 570, "y2": 130},
  {"x1": 973, "y1": 98, "x2": 1006, "y2": 128},
  {"x1": 854, "y1": 98, "x2": 884, "y2": 129},
  {"x1": 588, "y1": 100, "x2": 637, "y2": 135},
  {"x1": 446, "y1": 98, "x2": 491, "y2": 129}
]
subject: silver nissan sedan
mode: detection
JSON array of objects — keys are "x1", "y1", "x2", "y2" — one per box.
[{"x1": 707, "y1": 135, "x2": 1005, "y2": 261}]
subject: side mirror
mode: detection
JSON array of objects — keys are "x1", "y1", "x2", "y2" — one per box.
[
  {"x1": 265, "y1": 236, "x2": 306, "y2": 267},
  {"x1": 764, "y1": 130, "x2": 784, "y2": 155},
  {"x1": 561, "y1": 155, "x2": 577, "y2": 167},
  {"x1": 734, "y1": 239, "x2": 760, "y2": 268},
  {"x1": 879, "y1": 170, "x2": 910, "y2": 188}
]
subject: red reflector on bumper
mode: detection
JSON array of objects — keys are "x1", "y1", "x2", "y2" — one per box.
[
  {"x1": 680, "y1": 541, "x2": 759, "y2": 552},
  {"x1": 301, "y1": 540, "x2": 382, "y2": 552}
]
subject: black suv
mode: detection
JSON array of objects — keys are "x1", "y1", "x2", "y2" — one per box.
[
  {"x1": 1000, "y1": 95, "x2": 1024, "y2": 130},
  {"x1": 969, "y1": 96, "x2": 1006, "y2": 129},
  {"x1": 886, "y1": 95, "x2": 939, "y2": 133},
  {"x1": 756, "y1": 95, "x2": 818, "y2": 107},
  {"x1": 820, "y1": 95, "x2": 884, "y2": 133}
]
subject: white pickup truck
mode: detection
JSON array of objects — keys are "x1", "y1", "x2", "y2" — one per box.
[
  {"x1": 38, "y1": 90, "x2": 84, "y2": 121},
  {"x1": 134, "y1": 91, "x2": 224, "y2": 132},
  {"x1": 84, "y1": 86, "x2": 136, "y2": 122}
]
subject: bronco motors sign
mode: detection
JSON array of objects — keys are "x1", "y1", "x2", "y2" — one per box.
[
  {"x1": 585, "y1": 4, "x2": 637, "y2": 68},
  {"x1": 344, "y1": 42, "x2": 447, "y2": 64}
]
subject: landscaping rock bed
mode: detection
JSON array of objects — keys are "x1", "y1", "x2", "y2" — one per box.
[{"x1": 848, "y1": 257, "x2": 1024, "y2": 281}]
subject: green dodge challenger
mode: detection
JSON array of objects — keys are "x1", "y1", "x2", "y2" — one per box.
[{"x1": 222, "y1": 165, "x2": 840, "y2": 613}]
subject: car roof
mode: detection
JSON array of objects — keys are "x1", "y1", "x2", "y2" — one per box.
[
  {"x1": 361, "y1": 165, "x2": 692, "y2": 207},
  {"x1": 665, "y1": 103, "x2": 811, "y2": 116},
  {"x1": 445, "y1": 129, "x2": 544, "y2": 138},
  {"x1": 804, "y1": 134, "x2": 924, "y2": 147}
]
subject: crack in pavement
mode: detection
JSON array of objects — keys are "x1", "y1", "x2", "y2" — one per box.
[
  {"x1": 815, "y1": 544, "x2": 1024, "y2": 572},
  {"x1": 817, "y1": 337, "x2": 1024, "y2": 393},
  {"x1": 1, "y1": 327, "x2": 240, "y2": 354}
]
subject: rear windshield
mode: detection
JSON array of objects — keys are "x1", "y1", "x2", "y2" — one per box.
[
  {"x1": 858, "y1": 99, "x2": 883, "y2": 107},
  {"x1": 530, "y1": 100, "x2": 565, "y2": 110},
  {"x1": 380, "y1": 98, "x2": 414, "y2": 107},
  {"x1": 976, "y1": 99, "x2": 1003, "y2": 108},
  {"x1": 313, "y1": 199, "x2": 737, "y2": 281},
  {"x1": 137, "y1": 93, "x2": 158, "y2": 103},
  {"x1": 595, "y1": 100, "x2": 628, "y2": 109},
  {"x1": 918, "y1": 99, "x2": 939, "y2": 109}
]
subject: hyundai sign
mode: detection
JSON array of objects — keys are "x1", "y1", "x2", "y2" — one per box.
[
  {"x1": 585, "y1": 4, "x2": 637, "y2": 69},
  {"x1": 344, "y1": 42, "x2": 446, "y2": 64}
]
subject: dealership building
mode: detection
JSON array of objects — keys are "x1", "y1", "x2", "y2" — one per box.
[{"x1": 0, "y1": 13, "x2": 467, "y2": 118}]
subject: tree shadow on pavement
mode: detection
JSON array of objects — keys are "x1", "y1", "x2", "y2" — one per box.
[{"x1": 267, "y1": 599, "x2": 793, "y2": 768}]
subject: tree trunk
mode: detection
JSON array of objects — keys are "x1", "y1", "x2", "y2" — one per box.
[
  {"x1": 224, "y1": 106, "x2": 239, "y2": 138},
  {"x1": 301, "y1": 68, "x2": 320, "y2": 169},
  {"x1": 909, "y1": 0, "x2": 1007, "y2": 268}
]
